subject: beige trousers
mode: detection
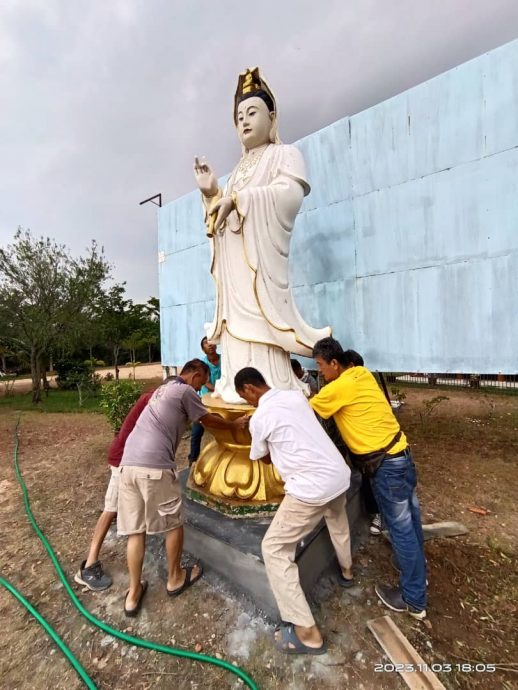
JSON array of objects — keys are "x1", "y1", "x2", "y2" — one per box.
[{"x1": 261, "y1": 492, "x2": 352, "y2": 628}]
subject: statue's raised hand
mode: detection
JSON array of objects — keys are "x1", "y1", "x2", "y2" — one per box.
[{"x1": 193, "y1": 156, "x2": 218, "y2": 198}]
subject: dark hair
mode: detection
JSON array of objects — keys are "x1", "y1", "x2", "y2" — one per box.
[
  {"x1": 342, "y1": 349, "x2": 364, "y2": 367},
  {"x1": 181, "y1": 358, "x2": 210, "y2": 377},
  {"x1": 290, "y1": 358, "x2": 303, "y2": 373},
  {"x1": 200, "y1": 336, "x2": 208, "y2": 350},
  {"x1": 312, "y1": 337, "x2": 345, "y2": 364},
  {"x1": 313, "y1": 338, "x2": 364, "y2": 368},
  {"x1": 238, "y1": 90, "x2": 274, "y2": 114},
  {"x1": 234, "y1": 367, "x2": 267, "y2": 390}
]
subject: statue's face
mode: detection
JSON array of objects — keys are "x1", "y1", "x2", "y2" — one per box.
[{"x1": 236, "y1": 96, "x2": 273, "y2": 149}]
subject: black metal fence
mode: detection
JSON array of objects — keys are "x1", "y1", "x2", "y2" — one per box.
[
  {"x1": 383, "y1": 372, "x2": 518, "y2": 392},
  {"x1": 310, "y1": 370, "x2": 518, "y2": 394}
]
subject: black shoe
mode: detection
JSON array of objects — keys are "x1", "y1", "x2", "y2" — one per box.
[
  {"x1": 375, "y1": 583, "x2": 406, "y2": 612},
  {"x1": 375, "y1": 583, "x2": 427, "y2": 619},
  {"x1": 74, "y1": 560, "x2": 112, "y2": 591}
]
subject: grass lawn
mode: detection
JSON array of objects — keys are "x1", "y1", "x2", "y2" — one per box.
[{"x1": 0, "y1": 389, "x2": 102, "y2": 413}]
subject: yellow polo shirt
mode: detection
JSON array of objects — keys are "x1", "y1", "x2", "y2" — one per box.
[{"x1": 309, "y1": 366, "x2": 407, "y2": 456}]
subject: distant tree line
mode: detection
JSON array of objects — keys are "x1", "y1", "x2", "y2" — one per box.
[{"x1": 0, "y1": 228, "x2": 161, "y2": 403}]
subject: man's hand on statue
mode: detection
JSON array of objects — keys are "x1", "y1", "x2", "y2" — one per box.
[
  {"x1": 193, "y1": 156, "x2": 219, "y2": 197},
  {"x1": 212, "y1": 196, "x2": 235, "y2": 232},
  {"x1": 233, "y1": 415, "x2": 250, "y2": 430}
]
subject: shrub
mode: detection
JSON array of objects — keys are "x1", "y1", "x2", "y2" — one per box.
[
  {"x1": 99, "y1": 380, "x2": 142, "y2": 431},
  {"x1": 55, "y1": 359, "x2": 99, "y2": 392},
  {"x1": 83, "y1": 358, "x2": 106, "y2": 368},
  {"x1": 104, "y1": 372, "x2": 114, "y2": 381}
]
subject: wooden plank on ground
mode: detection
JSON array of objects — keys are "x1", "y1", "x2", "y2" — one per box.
[
  {"x1": 422, "y1": 521, "x2": 468, "y2": 540},
  {"x1": 367, "y1": 615, "x2": 446, "y2": 690},
  {"x1": 383, "y1": 521, "x2": 468, "y2": 543}
]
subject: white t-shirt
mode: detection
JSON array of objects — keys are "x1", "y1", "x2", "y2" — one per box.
[{"x1": 249, "y1": 389, "x2": 351, "y2": 505}]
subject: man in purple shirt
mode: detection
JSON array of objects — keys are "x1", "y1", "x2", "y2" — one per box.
[{"x1": 118, "y1": 358, "x2": 244, "y2": 617}]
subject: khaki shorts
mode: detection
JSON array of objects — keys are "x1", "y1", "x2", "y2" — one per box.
[
  {"x1": 104, "y1": 466, "x2": 120, "y2": 513},
  {"x1": 117, "y1": 466, "x2": 183, "y2": 536}
]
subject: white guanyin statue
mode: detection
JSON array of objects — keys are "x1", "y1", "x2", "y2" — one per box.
[{"x1": 193, "y1": 67, "x2": 331, "y2": 403}]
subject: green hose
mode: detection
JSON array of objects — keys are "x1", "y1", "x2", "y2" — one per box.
[
  {"x1": 10, "y1": 414, "x2": 259, "y2": 689},
  {"x1": 0, "y1": 576, "x2": 97, "y2": 689}
]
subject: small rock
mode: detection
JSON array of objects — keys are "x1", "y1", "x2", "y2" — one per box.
[
  {"x1": 215, "y1": 652, "x2": 223, "y2": 660},
  {"x1": 236, "y1": 612, "x2": 251, "y2": 628},
  {"x1": 426, "y1": 641, "x2": 432, "y2": 649},
  {"x1": 194, "y1": 643, "x2": 203, "y2": 653},
  {"x1": 100, "y1": 635, "x2": 113, "y2": 648},
  {"x1": 355, "y1": 651, "x2": 364, "y2": 663},
  {"x1": 211, "y1": 634, "x2": 216, "y2": 639}
]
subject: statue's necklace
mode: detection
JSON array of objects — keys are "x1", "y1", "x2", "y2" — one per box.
[{"x1": 236, "y1": 144, "x2": 269, "y2": 183}]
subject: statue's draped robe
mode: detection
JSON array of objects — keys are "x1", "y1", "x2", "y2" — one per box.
[{"x1": 205, "y1": 143, "x2": 331, "y2": 403}]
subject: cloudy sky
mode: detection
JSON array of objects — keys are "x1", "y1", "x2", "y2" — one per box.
[{"x1": 1, "y1": 0, "x2": 518, "y2": 302}]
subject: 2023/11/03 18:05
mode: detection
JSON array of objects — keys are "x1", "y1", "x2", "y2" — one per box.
[{"x1": 374, "y1": 663, "x2": 496, "y2": 673}]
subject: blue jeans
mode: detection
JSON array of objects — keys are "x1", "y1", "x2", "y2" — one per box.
[
  {"x1": 189, "y1": 422, "x2": 204, "y2": 462},
  {"x1": 371, "y1": 449, "x2": 427, "y2": 610}
]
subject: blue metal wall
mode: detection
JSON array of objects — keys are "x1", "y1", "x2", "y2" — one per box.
[{"x1": 158, "y1": 40, "x2": 518, "y2": 373}]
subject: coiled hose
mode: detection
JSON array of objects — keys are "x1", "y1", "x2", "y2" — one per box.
[{"x1": 4, "y1": 414, "x2": 258, "y2": 689}]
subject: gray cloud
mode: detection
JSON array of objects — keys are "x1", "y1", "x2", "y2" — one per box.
[{"x1": 1, "y1": 0, "x2": 518, "y2": 301}]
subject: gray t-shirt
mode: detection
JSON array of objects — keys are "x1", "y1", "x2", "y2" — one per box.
[{"x1": 121, "y1": 378, "x2": 207, "y2": 470}]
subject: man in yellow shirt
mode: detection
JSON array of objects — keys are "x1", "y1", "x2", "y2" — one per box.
[{"x1": 310, "y1": 337, "x2": 427, "y2": 619}]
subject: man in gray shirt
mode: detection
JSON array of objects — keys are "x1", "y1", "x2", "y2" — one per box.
[{"x1": 118, "y1": 358, "x2": 244, "y2": 616}]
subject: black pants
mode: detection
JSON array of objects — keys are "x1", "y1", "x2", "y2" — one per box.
[
  {"x1": 361, "y1": 472, "x2": 379, "y2": 515},
  {"x1": 319, "y1": 415, "x2": 380, "y2": 515}
]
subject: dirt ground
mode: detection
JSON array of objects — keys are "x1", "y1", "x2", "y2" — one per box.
[{"x1": 0, "y1": 386, "x2": 517, "y2": 689}]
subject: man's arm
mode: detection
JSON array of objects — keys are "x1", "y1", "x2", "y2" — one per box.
[
  {"x1": 309, "y1": 380, "x2": 344, "y2": 419},
  {"x1": 199, "y1": 412, "x2": 247, "y2": 430}
]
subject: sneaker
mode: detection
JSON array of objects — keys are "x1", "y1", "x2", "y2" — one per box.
[
  {"x1": 370, "y1": 514, "x2": 382, "y2": 535},
  {"x1": 375, "y1": 583, "x2": 427, "y2": 619},
  {"x1": 407, "y1": 604, "x2": 427, "y2": 620},
  {"x1": 74, "y1": 560, "x2": 113, "y2": 591}
]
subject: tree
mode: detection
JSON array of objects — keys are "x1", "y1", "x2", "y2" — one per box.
[
  {"x1": 137, "y1": 297, "x2": 160, "y2": 362},
  {"x1": 0, "y1": 228, "x2": 110, "y2": 402},
  {"x1": 97, "y1": 284, "x2": 133, "y2": 380}
]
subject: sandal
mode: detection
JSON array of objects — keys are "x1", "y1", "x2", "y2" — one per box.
[
  {"x1": 337, "y1": 569, "x2": 355, "y2": 588},
  {"x1": 274, "y1": 623, "x2": 327, "y2": 656},
  {"x1": 124, "y1": 580, "x2": 148, "y2": 617},
  {"x1": 167, "y1": 565, "x2": 203, "y2": 597}
]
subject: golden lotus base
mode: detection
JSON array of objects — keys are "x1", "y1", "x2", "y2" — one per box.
[{"x1": 187, "y1": 395, "x2": 284, "y2": 512}]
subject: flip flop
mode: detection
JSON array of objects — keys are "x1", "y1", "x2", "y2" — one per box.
[
  {"x1": 273, "y1": 623, "x2": 328, "y2": 656},
  {"x1": 124, "y1": 580, "x2": 148, "y2": 617},
  {"x1": 166, "y1": 565, "x2": 203, "y2": 597},
  {"x1": 337, "y1": 569, "x2": 355, "y2": 588}
]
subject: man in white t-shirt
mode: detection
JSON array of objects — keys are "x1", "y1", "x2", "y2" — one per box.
[{"x1": 234, "y1": 367, "x2": 354, "y2": 656}]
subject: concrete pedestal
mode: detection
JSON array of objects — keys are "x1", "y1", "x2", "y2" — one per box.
[{"x1": 180, "y1": 468, "x2": 367, "y2": 619}]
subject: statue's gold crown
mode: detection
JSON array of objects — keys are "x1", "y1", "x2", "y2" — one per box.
[
  {"x1": 234, "y1": 67, "x2": 276, "y2": 123},
  {"x1": 242, "y1": 68, "x2": 260, "y2": 94}
]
